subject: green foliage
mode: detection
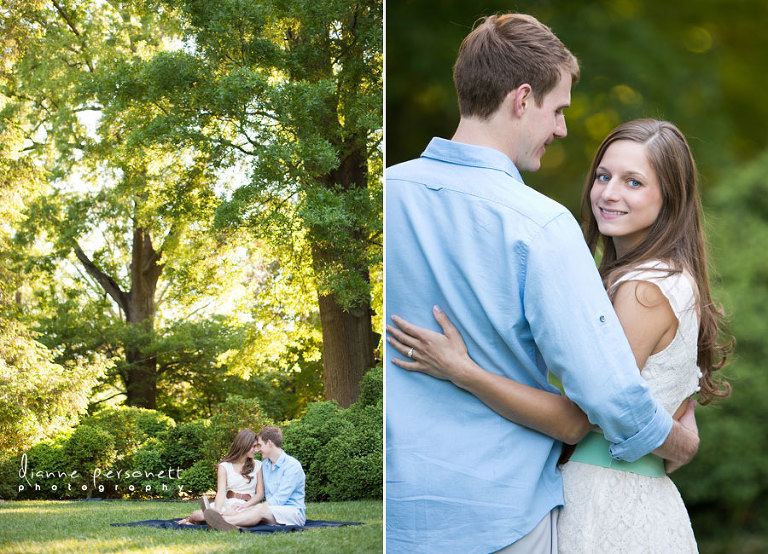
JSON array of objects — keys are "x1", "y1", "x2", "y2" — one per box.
[
  {"x1": 6, "y1": 378, "x2": 380, "y2": 502},
  {"x1": 0, "y1": 318, "x2": 101, "y2": 455},
  {"x1": 202, "y1": 395, "x2": 273, "y2": 466},
  {"x1": 672, "y1": 150, "x2": 768, "y2": 538},
  {"x1": 321, "y1": 403, "x2": 383, "y2": 501},
  {"x1": 152, "y1": 316, "x2": 247, "y2": 420},
  {"x1": 0, "y1": 452, "x2": 20, "y2": 499},
  {"x1": 179, "y1": 459, "x2": 217, "y2": 496},
  {"x1": 63, "y1": 425, "x2": 117, "y2": 492},
  {"x1": 284, "y1": 367, "x2": 383, "y2": 501},
  {"x1": 284, "y1": 401, "x2": 348, "y2": 500},
  {"x1": 160, "y1": 420, "x2": 209, "y2": 469},
  {"x1": 18, "y1": 440, "x2": 70, "y2": 499},
  {"x1": 3, "y1": 0, "x2": 380, "y2": 419},
  {"x1": 82, "y1": 406, "x2": 174, "y2": 459},
  {"x1": 356, "y1": 364, "x2": 383, "y2": 408},
  {"x1": 12, "y1": 406, "x2": 184, "y2": 500},
  {"x1": 125, "y1": 438, "x2": 179, "y2": 499}
]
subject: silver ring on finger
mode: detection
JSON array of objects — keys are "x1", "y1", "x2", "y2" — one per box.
[{"x1": 408, "y1": 347, "x2": 414, "y2": 358}]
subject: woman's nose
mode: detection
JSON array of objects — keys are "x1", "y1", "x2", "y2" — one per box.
[{"x1": 601, "y1": 180, "x2": 620, "y2": 201}]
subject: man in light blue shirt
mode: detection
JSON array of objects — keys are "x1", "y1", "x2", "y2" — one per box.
[
  {"x1": 258, "y1": 426, "x2": 306, "y2": 525},
  {"x1": 205, "y1": 426, "x2": 306, "y2": 531},
  {"x1": 386, "y1": 13, "x2": 699, "y2": 553}
]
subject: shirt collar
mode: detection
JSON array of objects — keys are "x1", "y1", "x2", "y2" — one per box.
[
  {"x1": 421, "y1": 137, "x2": 524, "y2": 185},
  {"x1": 266, "y1": 450, "x2": 287, "y2": 469}
]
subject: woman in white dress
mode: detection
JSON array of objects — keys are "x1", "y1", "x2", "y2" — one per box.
[
  {"x1": 387, "y1": 119, "x2": 731, "y2": 553},
  {"x1": 180, "y1": 428, "x2": 264, "y2": 525}
]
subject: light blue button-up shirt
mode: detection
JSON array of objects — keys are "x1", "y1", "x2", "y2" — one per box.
[
  {"x1": 262, "y1": 450, "x2": 306, "y2": 519},
  {"x1": 385, "y1": 138, "x2": 673, "y2": 553}
]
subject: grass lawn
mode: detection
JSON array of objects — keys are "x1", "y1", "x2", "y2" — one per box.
[{"x1": 0, "y1": 499, "x2": 382, "y2": 553}]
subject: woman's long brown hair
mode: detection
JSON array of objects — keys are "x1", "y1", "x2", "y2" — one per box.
[
  {"x1": 580, "y1": 119, "x2": 731, "y2": 404},
  {"x1": 221, "y1": 429, "x2": 257, "y2": 482}
]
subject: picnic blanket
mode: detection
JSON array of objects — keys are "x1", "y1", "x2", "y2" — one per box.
[{"x1": 111, "y1": 518, "x2": 362, "y2": 534}]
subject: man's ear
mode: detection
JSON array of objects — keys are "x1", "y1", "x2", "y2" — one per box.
[{"x1": 510, "y1": 83, "x2": 533, "y2": 117}]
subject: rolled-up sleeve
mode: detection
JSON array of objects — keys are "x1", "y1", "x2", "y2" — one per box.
[{"x1": 523, "y1": 212, "x2": 673, "y2": 461}]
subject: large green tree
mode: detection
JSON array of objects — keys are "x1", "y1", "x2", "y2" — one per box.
[
  {"x1": 102, "y1": 0, "x2": 383, "y2": 406},
  {"x1": 4, "y1": 0, "x2": 382, "y2": 413},
  {"x1": 0, "y1": 0, "x2": 100, "y2": 452},
  {"x1": 5, "y1": 0, "x2": 256, "y2": 409}
]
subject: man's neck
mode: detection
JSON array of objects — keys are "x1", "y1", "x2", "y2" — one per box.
[
  {"x1": 452, "y1": 115, "x2": 517, "y2": 163},
  {"x1": 268, "y1": 448, "x2": 283, "y2": 464}
]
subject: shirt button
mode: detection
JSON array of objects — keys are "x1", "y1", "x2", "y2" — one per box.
[{"x1": 599, "y1": 315, "x2": 606, "y2": 323}]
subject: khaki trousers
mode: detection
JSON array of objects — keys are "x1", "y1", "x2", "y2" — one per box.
[{"x1": 493, "y1": 509, "x2": 559, "y2": 554}]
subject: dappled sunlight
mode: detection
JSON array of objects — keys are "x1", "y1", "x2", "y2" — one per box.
[
  {"x1": 0, "y1": 500, "x2": 382, "y2": 553},
  {"x1": 1, "y1": 537, "x2": 237, "y2": 554},
  {"x1": 0, "y1": 504, "x2": 68, "y2": 516}
]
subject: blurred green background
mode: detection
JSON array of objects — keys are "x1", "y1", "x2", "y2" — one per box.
[{"x1": 387, "y1": 1, "x2": 768, "y2": 552}]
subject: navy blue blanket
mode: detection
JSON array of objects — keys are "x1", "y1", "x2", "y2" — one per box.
[{"x1": 111, "y1": 518, "x2": 361, "y2": 534}]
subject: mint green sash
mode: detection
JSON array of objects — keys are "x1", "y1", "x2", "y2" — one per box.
[{"x1": 568, "y1": 431, "x2": 666, "y2": 478}]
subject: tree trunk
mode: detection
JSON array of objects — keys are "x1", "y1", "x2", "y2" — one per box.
[
  {"x1": 122, "y1": 227, "x2": 162, "y2": 408},
  {"x1": 317, "y1": 288, "x2": 375, "y2": 408},
  {"x1": 315, "y1": 140, "x2": 376, "y2": 407},
  {"x1": 124, "y1": 347, "x2": 158, "y2": 408},
  {"x1": 75, "y1": 226, "x2": 163, "y2": 408}
]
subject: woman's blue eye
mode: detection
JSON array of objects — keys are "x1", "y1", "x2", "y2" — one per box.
[
  {"x1": 628, "y1": 179, "x2": 642, "y2": 187},
  {"x1": 596, "y1": 173, "x2": 610, "y2": 182}
]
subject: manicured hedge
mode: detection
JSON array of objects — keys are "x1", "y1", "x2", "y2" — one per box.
[
  {"x1": 4, "y1": 367, "x2": 382, "y2": 501},
  {"x1": 284, "y1": 366, "x2": 383, "y2": 501}
]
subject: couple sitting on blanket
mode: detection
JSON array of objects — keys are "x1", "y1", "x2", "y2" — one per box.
[{"x1": 180, "y1": 426, "x2": 306, "y2": 531}]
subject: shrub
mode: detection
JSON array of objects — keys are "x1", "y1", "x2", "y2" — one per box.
[
  {"x1": 0, "y1": 453, "x2": 21, "y2": 500},
  {"x1": 203, "y1": 395, "x2": 272, "y2": 466},
  {"x1": 17, "y1": 440, "x2": 70, "y2": 499},
  {"x1": 119, "y1": 437, "x2": 180, "y2": 499},
  {"x1": 283, "y1": 367, "x2": 383, "y2": 501},
  {"x1": 63, "y1": 424, "x2": 117, "y2": 496},
  {"x1": 180, "y1": 458, "x2": 217, "y2": 496},
  {"x1": 160, "y1": 420, "x2": 209, "y2": 470},
  {"x1": 321, "y1": 402, "x2": 383, "y2": 500},
  {"x1": 356, "y1": 365, "x2": 383, "y2": 408},
  {"x1": 284, "y1": 402, "x2": 352, "y2": 501},
  {"x1": 82, "y1": 406, "x2": 174, "y2": 458}
]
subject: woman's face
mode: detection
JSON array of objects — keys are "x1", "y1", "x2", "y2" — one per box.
[
  {"x1": 247, "y1": 439, "x2": 260, "y2": 459},
  {"x1": 590, "y1": 140, "x2": 663, "y2": 256}
]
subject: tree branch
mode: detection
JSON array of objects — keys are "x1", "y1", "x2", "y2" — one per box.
[
  {"x1": 74, "y1": 244, "x2": 129, "y2": 314},
  {"x1": 90, "y1": 390, "x2": 127, "y2": 405},
  {"x1": 50, "y1": 0, "x2": 95, "y2": 73}
]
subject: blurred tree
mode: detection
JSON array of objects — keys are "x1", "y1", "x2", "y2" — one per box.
[
  {"x1": 386, "y1": 0, "x2": 768, "y2": 211},
  {"x1": 672, "y1": 150, "x2": 768, "y2": 540}
]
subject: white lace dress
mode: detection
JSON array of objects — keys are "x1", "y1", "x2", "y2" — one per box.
[
  {"x1": 558, "y1": 262, "x2": 701, "y2": 554},
  {"x1": 215, "y1": 460, "x2": 261, "y2": 512}
]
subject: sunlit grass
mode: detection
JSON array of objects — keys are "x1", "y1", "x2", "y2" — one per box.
[{"x1": 0, "y1": 499, "x2": 382, "y2": 553}]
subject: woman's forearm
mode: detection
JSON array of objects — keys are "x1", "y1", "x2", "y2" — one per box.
[{"x1": 452, "y1": 358, "x2": 592, "y2": 444}]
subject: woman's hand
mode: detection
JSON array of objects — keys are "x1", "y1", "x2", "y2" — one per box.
[
  {"x1": 665, "y1": 399, "x2": 699, "y2": 473},
  {"x1": 387, "y1": 306, "x2": 474, "y2": 384}
]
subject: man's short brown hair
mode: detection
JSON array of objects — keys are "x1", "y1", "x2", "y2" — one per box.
[
  {"x1": 258, "y1": 426, "x2": 283, "y2": 448},
  {"x1": 453, "y1": 13, "x2": 580, "y2": 119}
]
